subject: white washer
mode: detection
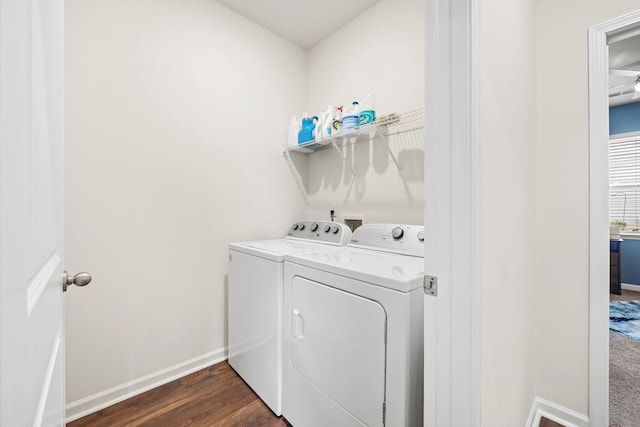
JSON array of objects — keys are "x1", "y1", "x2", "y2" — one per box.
[
  {"x1": 227, "y1": 220, "x2": 352, "y2": 416},
  {"x1": 282, "y1": 224, "x2": 424, "y2": 427}
]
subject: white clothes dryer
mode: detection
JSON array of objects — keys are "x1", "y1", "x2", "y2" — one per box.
[
  {"x1": 227, "y1": 221, "x2": 351, "y2": 416},
  {"x1": 282, "y1": 224, "x2": 424, "y2": 427}
]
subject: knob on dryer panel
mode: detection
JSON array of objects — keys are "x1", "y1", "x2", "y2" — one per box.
[
  {"x1": 391, "y1": 227, "x2": 404, "y2": 239},
  {"x1": 348, "y1": 223, "x2": 424, "y2": 256}
]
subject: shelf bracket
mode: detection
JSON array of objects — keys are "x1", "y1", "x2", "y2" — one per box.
[
  {"x1": 374, "y1": 131, "x2": 402, "y2": 173},
  {"x1": 331, "y1": 139, "x2": 356, "y2": 178},
  {"x1": 386, "y1": 143, "x2": 402, "y2": 173}
]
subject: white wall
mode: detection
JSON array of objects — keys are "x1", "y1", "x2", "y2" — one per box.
[
  {"x1": 65, "y1": 0, "x2": 425, "y2": 418},
  {"x1": 479, "y1": 0, "x2": 537, "y2": 424},
  {"x1": 535, "y1": 0, "x2": 640, "y2": 416},
  {"x1": 64, "y1": 0, "x2": 307, "y2": 416},
  {"x1": 304, "y1": 0, "x2": 425, "y2": 225}
]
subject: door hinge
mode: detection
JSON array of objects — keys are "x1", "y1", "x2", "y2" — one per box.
[{"x1": 424, "y1": 275, "x2": 437, "y2": 296}]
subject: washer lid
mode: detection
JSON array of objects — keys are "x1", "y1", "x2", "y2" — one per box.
[
  {"x1": 285, "y1": 247, "x2": 425, "y2": 292},
  {"x1": 229, "y1": 239, "x2": 335, "y2": 262}
]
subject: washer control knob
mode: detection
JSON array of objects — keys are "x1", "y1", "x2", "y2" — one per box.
[
  {"x1": 417, "y1": 230, "x2": 425, "y2": 242},
  {"x1": 310, "y1": 223, "x2": 319, "y2": 232},
  {"x1": 299, "y1": 224, "x2": 305, "y2": 231},
  {"x1": 324, "y1": 225, "x2": 331, "y2": 233},
  {"x1": 392, "y1": 226, "x2": 404, "y2": 239},
  {"x1": 293, "y1": 224, "x2": 299, "y2": 230},
  {"x1": 331, "y1": 225, "x2": 340, "y2": 234}
]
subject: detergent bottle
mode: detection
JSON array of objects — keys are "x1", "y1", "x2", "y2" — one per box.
[
  {"x1": 288, "y1": 116, "x2": 301, "y2": 147},
  {"x1": 359, "y1": 94, "x2": 376, "y2": 125},
  {"x1": 316, "y1": 105, "x2": 334, "y2": 140},
  {"x1": 298, "y1": 113, "x2": 318, "y2": 144},
  {"x1": 332, "y1": 105, "x2": 344, "y2": 134},
  {"x1": 341, "y1": 101, "x2": 360, "y2": 132}
]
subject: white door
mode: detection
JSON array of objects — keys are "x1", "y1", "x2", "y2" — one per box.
[{"x1": 0, "y1": 0, "x2": 70, "y2": 425}]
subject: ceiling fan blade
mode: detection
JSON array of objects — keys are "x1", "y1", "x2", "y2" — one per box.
[
  {"x1": 609, "y1": 90, "x2": 632, "y2": 98},
  {"x1": 609, "y1": 69, "x2": 640, "y2": 77}
]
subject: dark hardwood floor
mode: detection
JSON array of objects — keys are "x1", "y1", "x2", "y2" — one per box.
[
  {"x1": 68, "y1": 361, "x2": 289, "y2": 427},
  {"x1": 69, "y1": 360, "x2": 566, "y2": 426}
]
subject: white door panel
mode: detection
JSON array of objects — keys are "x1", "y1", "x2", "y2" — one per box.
[
  {"x1": 0, "y1": 0, "x2": 66, "y2": 425},
  {"x1": 29, "y1": 0, "x2": 63, "y2": 278}
]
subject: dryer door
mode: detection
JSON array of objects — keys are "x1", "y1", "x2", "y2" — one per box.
[{"x1": 290, "y1": 276, "x2": 387, "y2": 426}]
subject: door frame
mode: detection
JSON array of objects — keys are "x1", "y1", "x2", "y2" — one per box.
[
  {"x1": 588, "y1": 9, "x2": 640, "y2": 427},
  {"x1": 424, "y1": 0, "x2": 480, "y2": 425}
]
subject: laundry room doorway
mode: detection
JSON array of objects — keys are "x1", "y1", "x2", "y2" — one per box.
[{"x1": 588, "y1": 9, "x2": 640, "y2": 427}]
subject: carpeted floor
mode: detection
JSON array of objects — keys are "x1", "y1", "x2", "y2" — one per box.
[{"x1": 610, "y1": 289, "x2": 640, "y2": 427}]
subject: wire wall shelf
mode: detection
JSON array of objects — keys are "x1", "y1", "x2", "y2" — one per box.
[{"x1": 284, "y1": 107, "x2": 424, "y2": 154}]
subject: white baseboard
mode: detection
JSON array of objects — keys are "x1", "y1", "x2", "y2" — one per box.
[
  {"x1": 526, "y1": 397, "x2": 589, "y2": 427},
  {"x1": 621, "y1": 283, "x2": 640, "y2": 291},
  {"x1": 65, "y1": 347, "x2": 228, "y2": 423}
]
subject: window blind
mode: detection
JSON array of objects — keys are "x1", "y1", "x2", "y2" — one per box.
[{"x1": 610, "y1": 135, "x2": 640, "y2": 229}]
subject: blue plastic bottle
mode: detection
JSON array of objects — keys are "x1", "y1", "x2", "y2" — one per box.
[{"x1": 298, "y1": 114, "x2": 318, "y2": 144}]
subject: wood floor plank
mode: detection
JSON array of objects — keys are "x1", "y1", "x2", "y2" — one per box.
[
  {"x1": 539, "y1": 417, "x2": 564, "y2": 427},
  {"x1": 68, "y1": 361, "x2": 289, "y2": 427}
]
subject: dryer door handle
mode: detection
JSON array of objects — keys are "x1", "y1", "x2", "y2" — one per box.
[{"x1": 293, "y1": 309, "x2": 305, "y2": 340}]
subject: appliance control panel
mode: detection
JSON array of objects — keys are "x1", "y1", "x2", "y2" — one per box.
[
  {"x1": 286, "y1": 220, "x2": 352, "y2": 246},
  {"x1": 348, "y1": 224, "x2": 424, "y2": 257}
]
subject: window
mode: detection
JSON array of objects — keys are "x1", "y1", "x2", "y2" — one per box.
[{"x1": 610, "y1": 135, "x2": 640, "y2": 230}]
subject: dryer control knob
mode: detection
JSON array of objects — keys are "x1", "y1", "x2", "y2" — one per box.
[
  {"x1": 293, "y1": 224, "x2": 299, "y2": 230},
  {"x1": 324, "y1": 225, "x2": 331, "y2": 233},
  {"x1": 417, "y1": 230, "x2": 425, "y2": 242},
  {"x1": 331, "y1": 225, "x2": 340, "y2": 234},
  {"x1": 299, "y1": 224, "x2": 305, "y2": 230},
  {"x1": 392, "y1": 226, "x2": 404, "y2": 239},
  {"x1": 310, "y1": 223, "x2": 319, "y2": 232}
]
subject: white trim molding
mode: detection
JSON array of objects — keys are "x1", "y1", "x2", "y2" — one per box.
[
  {"x1": 526, "y1": 397, "x2": 589, "y2": 427},
  {"x1": 588, "y1": 9, "x2": 640, "y2": 427},
  {"x1": 65, "y1": 348, "x2": 227, "y2": 423},
  {"x1": 424, "y1": 0, "x2": 479, "y2": 425}
]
